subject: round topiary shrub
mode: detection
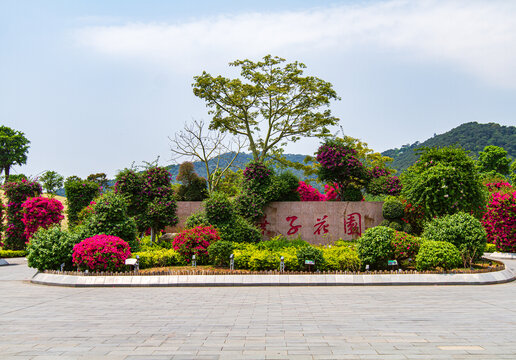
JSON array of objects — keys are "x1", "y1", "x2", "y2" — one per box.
[
  {"x1": 422, "y1": 212, "x2": 487, "y2": 267},
  {"x1": 203, "y1": 192, "x2": 234, "y2": 225},
  {"x1": 21, "y1": 196, "x2": 65, "y2": 240},
  {"x1": 72, "y1": 234, "x2": 131, "y2": 272},
  {"x1": 217, "y1": 216, "x2": 262, "y2": 243},
  {"x1": 415, "y1": 241, "x2": 462, "y2": 271},
  {"x1": 172, "y1": 225, "x2": 220, "y2": 264},
  {"x1": 481, "y1": 191, "x2": 516, "y2": 252},
  {"x1": 185, "y1": 211, "x2": 209, "y2": 228},
  {"x1": 27, "y1": 226, "x2": 81, "y2": 271},
  {"x1": 296, "y1": 246, "x2": 325, "y2": 271},
  {"x1": 356, "y1": 226, "x2": 395, "y2": 270},
  {"x1": 208, "y1": 240, "x2": 235, "y2": 267},
  {"x1": 382, "y1": 198, "x2": 405, "y2": 220}
]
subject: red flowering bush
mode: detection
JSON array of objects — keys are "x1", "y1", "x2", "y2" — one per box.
[
  {"x1": 172, "y1": 225, "x2": 220, "y2": 263},
  {"x1": 391, "y1": 231, "x2": 420, "y2": 262},
  {"x1": 72, "y1": 234, "x2": 131, "y2": 272},
  {"x1": 297, "y1": 181, "x2": 325, "y2": 201},
  {"x1": 324, "y1": 184, "x2": 340, "y2": 201},
  {"x1": 3, "y1": 179, "x2": 42, "y2": 250},
  {"x1": 21, "y1": 197, "x2": 64, "y2": 240},
  {"x1": 481, "y1": 191, "x2": 516, "y2": 252}
]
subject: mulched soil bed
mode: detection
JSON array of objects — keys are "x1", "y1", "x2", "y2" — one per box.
[{"x1": 43, "y1": 260, "x2": 505, "y2": 276}]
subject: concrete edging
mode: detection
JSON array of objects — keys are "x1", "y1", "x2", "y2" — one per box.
[{"x1": 31, "y1": 262, "x2": 516, "y2": 288}]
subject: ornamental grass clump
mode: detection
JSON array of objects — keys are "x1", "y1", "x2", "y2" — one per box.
[
  {"x1": 72, "y1": 234, "x2": 131, "y2": 272},
  {"x1": 172, "y1": 225, "x2": 220, "y2": 264},
  {"x1": 21, "y1": 196, "x2": 64, "y2": 240},
  {"x1": 481, "y1": 191, "x2": 516, "y2": 252}
]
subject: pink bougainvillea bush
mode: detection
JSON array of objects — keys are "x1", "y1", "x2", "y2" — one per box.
[
  {"x1": 391, "y1": 231, "x2": 420, "y2": 262},
  {"x1": 21, "y1": 197, "x2": 64, "y2": 240},
  {"x1": 297, "y1": 181, "x2": 325, "y2": 201},
  {"x1": 481, "y1": 191, "x2": 516, "y2": 252},
  {"x1": 172, "y1": 225, "x2": 220, "y2": 263},
  {"x1": 484, "y1": 181, "x2": 513, "y2": 193},
  {"x1": 72, "y1": 234, "x2": 131, "y2": 272}
]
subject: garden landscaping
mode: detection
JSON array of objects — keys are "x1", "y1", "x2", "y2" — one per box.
[{"x1": 1, "y1": 142, "x2": 515, "y2": 286}]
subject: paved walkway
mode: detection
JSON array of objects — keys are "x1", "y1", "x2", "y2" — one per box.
[{"x1": 1, "y1": 258, "x2": 516, "y2": 359}]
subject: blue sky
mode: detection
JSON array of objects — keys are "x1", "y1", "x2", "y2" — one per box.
[{"x1": 2, "y1": 0, "x2": 515, "y2": 179}]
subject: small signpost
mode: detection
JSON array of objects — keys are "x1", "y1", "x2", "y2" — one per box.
[
  {"x1": 305, "y1": 259, "x2": 315, "y2": 272},
  {"x1": 388, "y1": 259, "x2": 398, "y2": 271}
]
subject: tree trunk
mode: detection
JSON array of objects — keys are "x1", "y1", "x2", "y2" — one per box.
[
  {"x1": 3, "y1": 166, "x2": 10, "y2": 184},
  {"x1": 150, "y1": 228, "x2": 156, "y2": 245}
]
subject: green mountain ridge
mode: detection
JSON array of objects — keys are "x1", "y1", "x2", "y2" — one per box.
[{"x1": 382, "y1": 122, "x2": 516, "y2": 173}]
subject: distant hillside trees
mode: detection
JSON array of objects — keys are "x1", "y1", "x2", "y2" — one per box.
[{"x1": 383, "y1": 122, "x2": 516, "y2": 172}]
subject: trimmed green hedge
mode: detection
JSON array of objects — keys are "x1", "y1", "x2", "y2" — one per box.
[{"x1": 0, "y1": 249, "x2": 28, "y2": 258}]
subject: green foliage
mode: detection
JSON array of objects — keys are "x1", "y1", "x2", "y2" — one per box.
[
  {"x1": 422, "y1": 212, "x2": 487, "y2": 267},
  {"x1": 391, "y1": 231, "x2": 421, "y2": 262},
  {"x1": 0, "y1": 126, "x2": 30, "y2": 183},
  {"x1": 485, "y1": 243, "x2": 496, "y2": 253},
  {"x1": 213, "y1": 168, "x2": 243, "y2": 196},
  {"x1": 356, "y1": 226, "x2": 395, "y2": 270},
  {"x1": 208, "y1": 241, "x2": 235, "y2": 267},
  {"x1": 217, "y1": 216, "x2": 261, "y2": 243},
  {"x1": 269, "y1": 172, "x2": 301, "y2": 201},
  {"x1": 322, "y1": 246, "x2": 361, "y2": 271},
  {"x1": 64, "y1": 177, "x2": 100, "y2": 227},
  {"x1": 85, "y1": 192, "x2": 139, "y2": 251},
  {"x1": 133, "y1": 248, "x2": 182, "y2": 269},
  {"x1": 5, "y1": 174, "x2": 27, "y2": 182},
  {"x1": 204, "y1": 192, "x2": 234, "y2": 224},
  {"x1": 87, "y1": 173, "x2": 109, "y2": 190},
  {"x1": 477, "y1": 145, "x2": 512, "y2": 175},
  {"x1": 401, "y1": 146, "x2": 486, "y2": 219},
  {"x1": 0, "y1": 249, "x2": 27, "y2": 258},
  {"x1": 39, "y1": 170, "x2": 64, "y2": 195},
  {"x1": 176, "y1": 162, "x2": 208, "y2": 201},
  {"x1": 383, "y1": 122, "x2": 516, "y2": 173},
  {"x1": 382, "y1": 197, "x2": 405, "y2": 220},
  {"x1": 234, "y1": 190, "x2": 266, "y2": 221},
  {"x1": 193, "y1": 55, "x2": 340, "y2": 162},
  {"x1": 26, "y1": 226, "x2": 81, "y2": 271},
  {"x1": 296, "y1": 246, "x2": 325, "y2": 271},
  {"x1": 257, "y1": 235, "x2": 309, "y2": 251},
  {"x1": 185, "y1": 212, "x2": 209, "y2": 228},
  {"x1": 415, "y1": 241, "x2": 462, "y2": 271},
  {"x1": 115, "y1": 166, "x2": 178, "y2": 242}
]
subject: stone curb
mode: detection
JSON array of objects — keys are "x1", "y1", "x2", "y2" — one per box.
[
  {"x1": 31, "y1": 262, "x2": 516, "y2": 288},
  {"x1": 489, "y1": 252, "x2": 516, "y2": 260}
]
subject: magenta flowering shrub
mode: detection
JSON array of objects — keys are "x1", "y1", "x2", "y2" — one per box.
[
  {"x1": 172, "y1": 225, "x2": 221, "y2": 263},
  {"x1": 72, "y1": 234, "x2": 131, "y2": 272},
  {"x1": 243, "y1": 161, "x2": 272, "y2": 183},
  {"x1": 369, "y1": 166, "x2": 390, "y2": 178},
  {"x1": 481, "y1": 191, "x2": 516, "y2": 252},
  {"x1": 324, "y1": 184, "x2": 340, "y2": 201},
  {"x1": 0, "y1": 201, "x2": 5, "y2": 247},
  {"x1": 316, "y1": 139, "x2": 369, "y2": 201},
  {"x1": 21, "y1": 197, "x2": 64, "y2": 240},
  {"x1": 391, "y1": 231, "x2": 420, "y2": 261},
  {"x1": 297, "y1": 181, "x2": 325, "y2": 201},
  {"x1": 484, "y1": 182, "x2": 512, "y2": 193},
  {"x1": 3, "y1": 179, "x2": 42, "y2": 250}
]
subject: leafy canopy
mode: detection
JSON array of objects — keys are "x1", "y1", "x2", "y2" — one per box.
[
  {"x1": 477, "y1": 145, "x2": 512, "y2": 176},
  {"x1": 192, "y1": 55, "x2": 340, "y2": 162},
  {"x1": 0, "y1": 126, "x2": 30, "y2": 183}
]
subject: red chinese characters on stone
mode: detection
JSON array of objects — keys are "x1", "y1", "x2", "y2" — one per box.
[
  {"x1": 313, "y1": 215, "x2": 329, "y2": 235},
  {"x1": 344, "y1": 212, "x2": 362, "y2": 236},
  {"x1": 258, "y1": 215, "x2": 270, "y2": 235},
  {"x1": 286, "y1": 216, "x2": 302, "y2": 235}
]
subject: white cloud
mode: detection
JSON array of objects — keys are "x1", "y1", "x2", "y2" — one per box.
[{"x1": 75, "y1": 0, "x2": 516, "y2": 88}]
